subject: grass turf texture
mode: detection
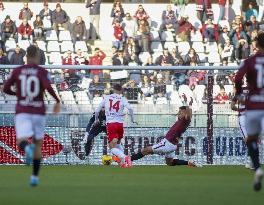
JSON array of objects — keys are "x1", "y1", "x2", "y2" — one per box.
[{"x1": 0, "y1": 166, "x2": 263, "y2": 205}]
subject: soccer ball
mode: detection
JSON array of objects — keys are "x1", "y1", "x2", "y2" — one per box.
[{"x1": 102, "y1": 155, "x2": 112, "y2": 165}]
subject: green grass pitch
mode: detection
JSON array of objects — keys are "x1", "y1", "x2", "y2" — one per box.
[{"x1": 0, "y1": 165, "x2": 263, "y2": 205}]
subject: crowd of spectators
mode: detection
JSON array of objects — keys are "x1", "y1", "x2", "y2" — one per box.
[{"x1": 0, "y1": 1, "x2": 264, "y2": 106}]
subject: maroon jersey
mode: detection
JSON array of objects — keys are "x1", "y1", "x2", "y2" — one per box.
[
  {"x1": 235, "y1": 53, "x2": 264, "y2": 110},
  {"x1": 3, "y1": 64, "x2": 60, "y2": 115},
  {"x1": 165, "y1": 118, "x2": 191, "y2": 145},
  {"x1": 231, "y1": 87, "x2": 249, "y2": 116}
]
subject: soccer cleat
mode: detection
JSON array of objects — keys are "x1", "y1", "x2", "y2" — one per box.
[
  {"x1": 245, "y1": 161, "x2": 254, "y2": 170},
  {"x1": 30, "y1": 175, "x2": 39, "y2": 187},
  {"x1": 25, "y1": 144, "x2": 35, "y2": 166},
  {"x1": 188, "y1": 160, "x2": 203, "y2": 167},
  {"x1": 112, "y1": 155, "x2": 121, "y2": 164},
  {"x1": 253, "y1": 168, "x2": 264, "y2": 192},
  {"x1": 125, "y1": 156, "x2": 132, "y2": 168}
]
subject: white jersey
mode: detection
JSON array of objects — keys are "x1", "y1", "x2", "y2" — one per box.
[{"x1": 96, "y1": 94, "x2": 133, "y2": 124}]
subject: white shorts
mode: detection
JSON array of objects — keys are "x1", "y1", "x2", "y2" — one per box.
[
  {"x1": 15, "y1": 113, "x2": 46, "y2": 140},
  {"x1": 238, "y1": 114, "x2": 247, "y2": 138},
  {"x1": 245, "y1": 110, "x2": 264, "y2": 136},
  {"x1": 152, "y1": 138, "x2": 177, "y2": 159}
]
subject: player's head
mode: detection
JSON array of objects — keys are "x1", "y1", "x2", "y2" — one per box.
[
  {"x1": 178, "y1": 106, "x2": 192, "y2": 120},
  {"x1": 26, "y1": 45, "x2": 40, "y2": 64},
  {"x1": 255, "y1": 32, "x2": 264, "y2": 51},
  {"x1": 113, "y1": 84, "x2": 123, "y2": 94}
]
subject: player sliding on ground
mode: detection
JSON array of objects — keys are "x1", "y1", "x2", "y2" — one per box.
[
  {"x1": 235, "y1": 32, "x2": 264, "y2": 191},
  {"x1": 94, "y1": 84, "x2": 136, "y2": 168},
  {"x1": 3, "y1": 45, "x2": 61, "y2": 186},
  {"x1": 130, "y1": 106, "x2": 199, "y2": 167}
]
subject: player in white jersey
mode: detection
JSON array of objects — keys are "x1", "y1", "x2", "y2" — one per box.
[{"x1": 95, "y1": 84, "x2": 136, "y2": 168}]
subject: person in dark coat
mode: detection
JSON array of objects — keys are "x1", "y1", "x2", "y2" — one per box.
[{"x1": 9, "y1": 46, "x2": 26, "y2": 65}]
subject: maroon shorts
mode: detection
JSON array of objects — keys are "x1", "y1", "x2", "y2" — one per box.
[{"x1": 106, "y1": 123, "x2": 124, "y2": 143}]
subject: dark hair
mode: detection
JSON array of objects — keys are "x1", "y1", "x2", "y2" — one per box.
[
  {"x1": 179, "y1": 106, "x2": 187, "y2": 110},
  {"x1": 95, "y1": 47, "x2": 100, "y2": 51},
  {"x1": 26, "y1": 45, "x2": 39, "y2": 58},
  {"x1": 113, "y1": 84, "x2": 122, "y2": 91},
  {"x1": 256, "y1": 32, "x2": 264, "y2": 49}
]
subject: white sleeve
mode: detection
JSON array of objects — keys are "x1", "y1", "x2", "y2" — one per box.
[{"x1": 95, "y1": 98, "x2": 105, "y2": 121}]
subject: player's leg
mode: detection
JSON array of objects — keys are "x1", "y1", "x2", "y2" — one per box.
[
  {"x1": 245, "y1": 111, "x2": 264, "y2": 191},
  {"x1": 239, "y1": 115, "x2": 254, "y2": 169},
  {"x1": 84, "y1": 124, "x2": 103, "y2": 156},
  {"x1": 131, "y1": 146, "x2": 153, "y2": 161},
  {"x1": 165, "y1": 158, "x2": 188, "y2": 166},
  {"x1": 15, "y1": 114, "x2": 35, "y2": 165}
]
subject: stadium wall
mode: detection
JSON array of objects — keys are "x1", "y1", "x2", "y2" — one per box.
[{"x1": 1, "y1": 2, "x2": 241, "y2": 41}]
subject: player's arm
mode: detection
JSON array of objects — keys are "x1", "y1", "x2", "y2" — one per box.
[
  {"x1": 95, "y1": 98, "x2": 105, "y2": 123},
  {"x1": 3, "y1": 72, "x2": 16, "y2": 95},
  {"x1": 124, "y1": 98, "x2": 136, "y2": 123},
  {"x1": 235, "y1": 61, "x2": 248, "y2": 96}
]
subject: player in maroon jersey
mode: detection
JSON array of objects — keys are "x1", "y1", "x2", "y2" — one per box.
[
  {"x1": 235, "y1": 32, "x2": 264, "y2": 191},
  {"x1": 3, "y1": 45, "x2": 61, "y2": 186},
  {"x1": 231, "y1": 87, "x2": 254, "y2": 169},
  {"x1": 130, "y1": 106, "x2": 199, "y2": 167}
]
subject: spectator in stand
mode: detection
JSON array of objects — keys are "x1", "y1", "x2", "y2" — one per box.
[
  {"x1": 10, "y1": 45, "x2": 25, "y2": 65},
  {"x1": 112, "y1": 19, "x2": 125, "y2": 50},
  {"x1": 171, "y1": 49, "x2": 186, "y2": 89},
  {"x1": 33, "y1": 41, "x2": 46, "y2": 65},
  {"x1": 72, "y1": 16, "x2": 87, "y2": 44},
  {"x1": 18, "y1": 19, "x2": 33, "y2": 43},
  {"x1": 124, "y1": 37, "x2": 138, "y2": 57},
  {"x1": 112, "y1": 50, "x2": 129, "y2": 66},
  {"x1": 177, "y1": 15, "x2": 195, "y2": 41},
  {"x1": 245, "y1": 2, "x2": 258, "y2": 22},
  {"x1": 86, "y1": 0, "x2": 102, "y2": 40},
  {"x1": 218, "y1": 25, "x2": 230, "y2": 54},
  {"x1": 111, "y1": 45, "x2": 118, "y2": 59},
  {"x1": 161, "y1": 4, "x2": 177, "y2": 32},
  {"x1": 0, "y1": 48, "x2": 9, "y2": 64},
  {"x1": 214, "y1": 87, "x2": 229, "y2": 104},
  {"x1": 229, "y1": 25, "x2": 249, "y2": 62},
  {"x1": 52, "y1": 3, "x2": 69, "y2": 35},
  {"x1": 122, "y1": 12, "x2": 138, "y2": 38},
  {"x1": 89, "y1": 47, "x2": 106, "y2": 79},
  {"x1": 200, "y1": 18, "x2": 219, "y2": 42},
  {"x1": 75, "y1": 49, "x2": 89, "y2": 65},
  {"x1": 155, "y1": 48, "x2": 174, "y2": 66},
  {"x1": 257, "y1": 0, "x2": 264, "y2": 22},
  {"x1": 172, "y1": 0, "x2": 188, "y2": 19},
  {"x1": 184, "y1": 48, "x2": 200, "y2": 65},
  {"x1": 140, "y1": 75, "x2": 154, "y2": 97},
  {"x1": 89, "y1": 74, "x2": 104, "y2": 97},
  {"x1": 33, "y1": 15, "x2": 44, "y2": 40},
  {"x1": 233, "y1": 15, "x2": 246, "y2": 31},
  {"x1": 19, "y1": 2, "x2": 33, "y2": 21},
  {"x1": 246, "y1": 15, "x2": 260, "y2": 36},
  {"x1": 187, "y1": 61, "x2": 201, "y2": 89},
  {"x1": 39, "y1": 2, "x2": 53, "y2": 29},
  {"x1": 221, "y1": 39, "x2": 234, "y2": 62},
  {"x1": 195, "y1": 0, "x2": 213, "y2": 23},
  {"x1": 134, "y1": 5, "x2": 150, "y2": 25},
  {"x1": 1, "y1": 15, "x2": 17, "y2": 43},
  {"x1": 122, "y1": 80, "x2": 141, "y2": 103},
  {"x1": 218, "y1": 0, "x2": 227, "y2": 23},
  {"x1": 136, "y1": 19, "x2": 150, "y2": 52},
  {"x1": 62, "y1": 50, "x2": 79, "y2": 84},
  {"x1": 0, "y1": 2, "x2": 8, "y2": 25},
  {"x1": 110, "y1": 0, "x2": 125, "y2": 23},
  {"x1": 156, "y1": 92, "x2": 168, "y2": 104},
  {"x1": 154, "y1": 73, "x2": 166, "y2": 95}
]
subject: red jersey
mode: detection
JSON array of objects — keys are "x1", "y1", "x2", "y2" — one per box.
[
  {"x1": 235, "y1": 53, "x2": 264, "y2": 110},
  {"x1": 232, "y1": 87, "x2": 249, "y2": 116},
  {"x1": 165, "y1": 118, "x2": 191, "y2": 145},
  {"x1": 3, "y1": 64, "x2": 60, "y2": 115}
]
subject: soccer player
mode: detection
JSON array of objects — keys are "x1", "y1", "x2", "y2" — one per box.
[
  {"x1": 3, "y1": 45, "x2": 61, "y2": 186},
  {"x1": 131, "y1": 106, "x2": 198, "y2": 167},
  {"x1": 84, "y1": 108, "x2": 106, "y2": 156},
  {"x1": 94, "y1": 84, "x2": 136, "y2": 168},
  {"x1": 235, "y1": 32, "x2": 264, "y2": 191},
  {"x1": 231, "y1": 87, "x2": 254, "y2": 169}
]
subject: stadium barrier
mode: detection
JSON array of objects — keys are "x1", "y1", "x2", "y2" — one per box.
[{"x1": 0, "y1": 65, "x2": 263, "y2": 165}]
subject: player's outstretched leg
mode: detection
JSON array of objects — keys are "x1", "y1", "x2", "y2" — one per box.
[
  {"x1": 165, "y1": 158, "x2": 202, "y2": 167},
  {"x1": 246, "y1": 137, "x2": 264, "y2": 191},
  {"x1": 131, "y1": 146, "x2": 153, "y2": 161},
  {"x1": 30, "y1": 140, "x2": 42, "y2": 187}
]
